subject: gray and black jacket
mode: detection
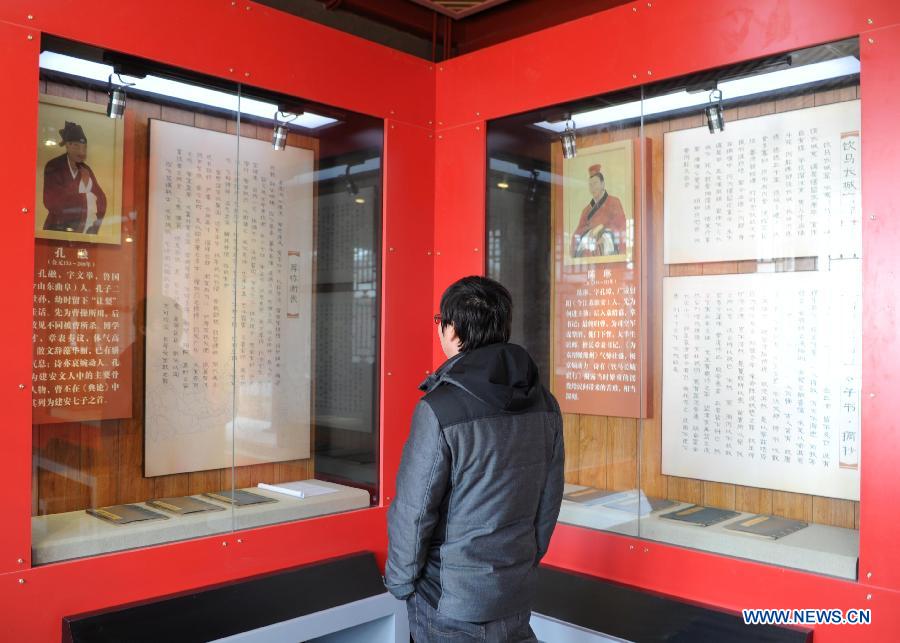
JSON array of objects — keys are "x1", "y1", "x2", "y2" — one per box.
[{"x1": 385, "y1": 342, "x2": 564, "y2": 622}]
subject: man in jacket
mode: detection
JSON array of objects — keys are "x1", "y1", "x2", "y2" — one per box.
[
  {"x1": 385, "y1": 276, "x2": 564, "y2": 642},
  {"x1": 43, "y1": 121, "x2": 107, "y2": 234}
]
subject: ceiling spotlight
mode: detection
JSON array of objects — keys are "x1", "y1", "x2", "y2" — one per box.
[
  {"x1": 497, "y1": 176, "x2": 509, "y2": 189},
  {"x1": 106, "y1": 73, "x2": 134, "y2": 119},
  {"x1": 272, "y1": 111, "x2": 298, "y2": 151},
  {"x1": 561, "y1": 119, "x2": 577, "y2": 159},
  {"x1": 345, "y1": 165, "x2": 359, "y2": 197},
  {"x1": 354, "y1": 196, "x2": 366, "y2": 204},
  {"x1": 706, "y1": 89, "x2": 725, "y2": 133}
]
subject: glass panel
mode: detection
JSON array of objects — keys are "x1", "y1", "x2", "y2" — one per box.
[
  {"x1": 487, "y1": 37, "x2": 862, "y2": 580},
  {"x1": 643, "y1": 39, "x2": 860, "y2": 580},
  {"x1": 229, "y1": 87, "x2": 382, "y2": 529},
  {"x1": 30, "y1": 38, "x2": 384, "y2": 563},
  {"x1": 31, "y1": 36, "x2": 241, "y2": 564},
  {"x1": 487, "y1": 85, "x2": 648, "y2": 538}
]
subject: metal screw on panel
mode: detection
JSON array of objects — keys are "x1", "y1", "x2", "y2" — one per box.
[
  {"x1": 647, "y1": 70, "x2": 653, "y2": 76},
  {"x1": 436, "y1": 251, "x2": 441, "y2": 256},
  {"x1": 476, "y1": 126, "x2": 481, "y2": 131},
  {"x1": 869, "y1": 392, "x2": 876, "y2": 398},
  {"x1": 438, "y1": 121, "x2": 444, "y2": 125},
  {"x1": 22, "y1": 208, "x2": 28, "y2": 213},
  {"x1": 632, "y1": 6, "x2": 637, "y2": 11},
  {"x1": 17, "y1": 558, "x2": 24, "y2": 564},
  {"x1": 222, "y1": 541, "x2": 228, "y2": 547},
  {"x1": 27, "y1": 14, "x2": 34, "y2": 20},
  {"x1": 643, "y1": 547, "x2": 649, "y2": 553},
  {"x1": 237, "y1": 538, "x2": 243, "y2": 544},
  {"x1": 439, "y1": 66, "x2": 444, "y2": 72},
  {"x1": 390, "y1": 124, "x2": 395, "y2": 129},
  {"x1": 27, "y1": 34, "x2": 33, "y2": 40},
  {"x1": 867, "y1": 594, "x2": 872, "y2": 600},
  {"x1": 475, "y1": 111, "x2": 480, "y2": 116},
  {"x1": 390, "y1": 110, "x2": 395, "y2": 115},
  {"x1": 387, "y1": 371, "x2": 393, "y2": 376},
  {"x1": 438, "y1": 135, "x2": 443, "y2": 139},
  {"x1": 245, "y1": 5, "x2": 251, "y2": 10},
  {"x1": 647, "y1": 2, "x2": 652, "y2": 7},
  {"x1": 428, "y1": 134, "x2": 433, "y2": 139},
  {"x1": 389, "y1": 247, "x2": 395, "y2": 252},
  {"x1": 427, "y1": 120, "x2": 433, "y2": 125},
  {"x1": 18, "y1": 384, "x2": 25, "y2": 390},
  {"x1": 867, "y1": 572, "x2": 873, "y2": 579},
  {"x1": 867, "y1": 18, "x2": 874, "y2": 24},
  {"x1": 244, "y1": 72, "x2": 250, "y2": 77},
  {"x1": 632, "y1": 73, "x2": 638, "y2": 79},
  {"x1": 868, "y1": 38, "x2": 875, "y2": 44},
  {"x1": 228, "y1": 67, "x2": 235, "y2": 73},
  {"x1": 869, "y1": 214, "x2": 877, "y2": 220},
  {"x1": 386, "y1": 497, "x2": 392, "y2": 502},
  {"x1": 629, "y1": 545, "x2": 635, "y2": 550},
  {"x1": 473, "y1": 248, "x2": 480, "y2": 252},
  {"x1": 18, "y1": 579, "x2": 25, "y2": 584}
]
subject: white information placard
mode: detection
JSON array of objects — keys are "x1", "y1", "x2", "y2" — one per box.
[
  {"x1": 664, "y1": 100, "x2": 861, "y2": 264},
  {"x1": 145, "y1": 120, "x2": 314, "y2": 476},
  {"x1": 662, "y1": 265, "x2": 860, "y2": 500}
]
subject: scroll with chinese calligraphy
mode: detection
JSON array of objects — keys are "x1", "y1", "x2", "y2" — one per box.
[
  {"x1": 661, "y1": 263, "x2": 861, "y2": 500},
  {"x1": 664, "y1": 100, "x2": 861, "y2": 264},
  {"x1": 144, "y1": 120, "x2": 314, "y2": 476}
]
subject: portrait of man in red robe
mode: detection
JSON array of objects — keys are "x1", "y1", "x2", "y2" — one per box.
[
  {"x1": 42, "y1": 121, "x2": 107, "y2": 235},
  {"x1": 570, "y1": 163, "x2": 626, "y2": 259}
]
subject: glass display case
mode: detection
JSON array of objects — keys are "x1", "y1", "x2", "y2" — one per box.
[
  {"x1": 31, "y1": 36, "x2": 382, "y2": 565},
  {"x1": 486, "y1": 38, "x2": 861, "y2": 579}
]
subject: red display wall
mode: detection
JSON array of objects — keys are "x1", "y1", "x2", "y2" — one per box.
[
  {"x1": 433, "y1": 2, "x2": 900, "y2": 642},
  {"x1": 0, "y1": 1, "x2": 899, "y2": 641}
]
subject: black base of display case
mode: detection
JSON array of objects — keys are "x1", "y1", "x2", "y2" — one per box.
[
  {"x1": 534, "y1": 565, "x2": 811, "y2": 642},
  {"x1": 63, "y1": 551, "x2": 386, "y2": 643}
]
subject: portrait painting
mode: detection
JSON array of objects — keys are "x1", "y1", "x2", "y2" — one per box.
[
  {"x1": 561, "y1": 139, "x2": 635, "y2": 265},
  {"x1": 35, "y1": 95, "x2": 124, "y2": 245}
]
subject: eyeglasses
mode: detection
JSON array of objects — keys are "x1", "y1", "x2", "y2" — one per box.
[{"x1": 433, "y1": 314, "x2": 442, "y2": 325}]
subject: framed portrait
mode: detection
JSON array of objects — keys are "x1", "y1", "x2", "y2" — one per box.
[
  {"x1": 561, "y1": 139, "x2": 635, "y2": 265},
  {"x1": 35, "y1": 95, "x2": 124, "y2": 245}
]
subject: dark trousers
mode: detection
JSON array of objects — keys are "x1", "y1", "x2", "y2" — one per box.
[{"x1": 407, "y1": 592, "x2": 538, "y2": 642}]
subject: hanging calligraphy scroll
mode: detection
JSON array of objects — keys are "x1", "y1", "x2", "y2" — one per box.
[
  {"x1": 552, "y1": 138, "x2": 650, "y2": 418},
  {"x1": 661, "y1": 264, "x2": 861, "y2": 500},
  {"x1": 664, "y1": 100, "x2": 861, "y2": 264},
  {"x1": 144, "y1": 120, "x2": 315, "y2": 476}
]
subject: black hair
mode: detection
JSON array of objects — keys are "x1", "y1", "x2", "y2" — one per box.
[
  {"x1": 590, "y1": 171, "x2": 605, "y2": 182},
  {"x1": 439, "y1": 276, "x2": 512, "y2": 352}
]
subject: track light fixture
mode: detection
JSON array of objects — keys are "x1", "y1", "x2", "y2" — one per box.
[
  {"x1": 561, "y1": 119, "x2": 578, "y2": 159},
  {"x1": 706, "y1": 89, "x2": 725, "y2": 133},
  {"x1": 272, "y1": 111, "x2": 299, "y2": 151},
  {"x1": 106, "y1": 73, "x2": 134, "y2": 119},
  {"x1": 345, "y1": 164, "x2": 359, "y2": 197}
]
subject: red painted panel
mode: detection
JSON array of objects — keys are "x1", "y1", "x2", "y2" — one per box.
[
  {"x1": 544, "y1": 523, "x2": 900, "y2": 642},
  {"x1": 0, "y1": 19, "x2": 39, "y2": 575},
  {"x1": 436, "y1": 0, "x2": 900, "y2": 127},
  {"x1": 0, "y1": 1, "x2": 432, "y2": 125},
  {"x1": 858, "y1": 25, "x2": 900, "y2": 592},
  {"x1": 381, "y1": 119, "x2": 435, "y2": 502},
  {"x1": 432, "y1": 123, "x2": 486, "y2": 366},
  {"x1": 0, "y1": 507, "x2": 387, "y2": 642}
]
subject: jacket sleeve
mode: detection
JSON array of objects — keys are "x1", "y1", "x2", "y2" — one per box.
[
  {"x1": 384, "y1": 400, "x2": 451, "y2": 600},
  {"x1": 534, "y1": 418, "x2": 565, "y2": 564}
]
